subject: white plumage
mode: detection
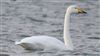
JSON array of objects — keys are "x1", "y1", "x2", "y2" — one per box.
[
  {"x1": 15, "y1": 36, "x2": 68, "y2": 50},
  {"x1": 15, "y1": 5, "x2": 87, "y2": 51}
]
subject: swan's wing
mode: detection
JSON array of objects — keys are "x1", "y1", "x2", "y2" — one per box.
[{"x1": 16, "y1": 35, "x2": 66, "y2": 50}]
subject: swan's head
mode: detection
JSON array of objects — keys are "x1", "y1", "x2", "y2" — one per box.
[{"x1": 67, "y1": 5, "x2": 87, "y2": 14}]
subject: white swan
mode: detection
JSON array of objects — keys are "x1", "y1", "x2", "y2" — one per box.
[{"x1": 15, "y1": 5, "x2": 87, "y2": 51}]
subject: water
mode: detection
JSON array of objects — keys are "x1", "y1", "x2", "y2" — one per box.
[{"x1": 0, "y1": 0, "x2": 100, "y2": 56}]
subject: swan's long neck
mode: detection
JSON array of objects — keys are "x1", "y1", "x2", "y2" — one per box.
[{"x1": 63, "y1": 9, "x2": 73, "y2": 50}]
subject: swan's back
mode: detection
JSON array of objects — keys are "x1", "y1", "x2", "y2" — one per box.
[{"x1": 16, "y1": 36, "x2": 67, "y2": 50}]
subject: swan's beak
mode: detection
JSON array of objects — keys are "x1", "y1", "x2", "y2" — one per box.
[{"x1": 77, "y1": 7, "x2": 87, "y2": 14}]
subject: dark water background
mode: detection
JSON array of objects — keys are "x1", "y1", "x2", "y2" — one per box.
[{"x1": 0, "y1": 0, "x2": 100, "y2": 56}]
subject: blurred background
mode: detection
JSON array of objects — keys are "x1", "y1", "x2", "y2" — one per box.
[{"x1": 0, "y1": 0, "x2": 100, "y2": 56}]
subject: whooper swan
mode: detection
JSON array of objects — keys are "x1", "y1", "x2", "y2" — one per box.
[{"x1": 15, "y1": 5, "x2": 87, "y2": 51}]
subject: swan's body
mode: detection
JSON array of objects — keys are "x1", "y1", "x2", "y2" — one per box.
[
  {"x1": 15, "y1": 5, "x2": 86, "y2": 51},
  {"x1": 16, "y1": 36, "x2": 69, "y2": 50}
]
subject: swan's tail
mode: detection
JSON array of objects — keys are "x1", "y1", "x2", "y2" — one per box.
[
  {"x1": 15, "y1": 41, "x2": 28, "y2": 49},
  {"x1": 15, "y1": 41, "x2": 21, "y2": 45},
  {"x1": 15, "y1": 41, "x2": 34, "y2": 50}
]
